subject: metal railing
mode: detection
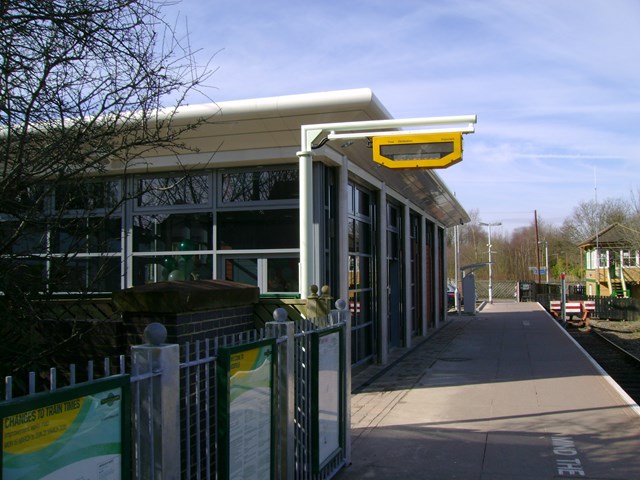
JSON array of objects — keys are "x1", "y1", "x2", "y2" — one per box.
[{"x1": 3, "y1": 299, "x2": 351, "y2": 480}]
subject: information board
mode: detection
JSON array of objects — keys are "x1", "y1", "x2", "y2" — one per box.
[
  {"x1": 312, "y1": 327, "x2": 344, "y2": 472},
  {"x1": 1, "y1": 375, "x2": 130, "y2": 480},
  {"x1": 372, "y1": 132, "x2": 463, "y2": 169},
  {"x1": 217, "y1": 339, "x2": 275, "y2": 480}
]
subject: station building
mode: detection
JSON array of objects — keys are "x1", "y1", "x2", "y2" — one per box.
[
  {"x1": 16, "y1": 88, "x2": 471, "y2": 368},
  {"x1": 580, "y1": 223, "x2": 640, "y2": 299}
]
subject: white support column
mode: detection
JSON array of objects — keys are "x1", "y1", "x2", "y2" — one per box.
[
  {"x1": 420, "y1": 216, "x2": 428, "y2": 335},
  {"x1": 443, "y1": 226, "x2": 449, "y2": 320},
  {"x1": 123, "y1": 176, "x2": 133, "y2": 289},
  {"x1": 434, "y1": 228, "x2": 442, "y2": 328},
  {"x1": 298, "y1": 150, "x2": 314, "y2": 298},
  {"x1": 377, "y1": 185, "x2": 388, "y2": 365},
  {"x1": 403, "y1": 203, "x2": 412, "y2": 349},
  {"x1": 338, "y1": 156, "x2": 350, "y2": 303}
]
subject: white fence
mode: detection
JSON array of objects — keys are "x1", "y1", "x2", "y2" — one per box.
[{"x1": 3, "y1": 300, "x2": 351, "y2": 480}]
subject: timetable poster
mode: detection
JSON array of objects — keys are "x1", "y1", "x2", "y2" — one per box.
[
  {"x1": 316, "y1": 331, "x2": 341, "y2": 466},
  {"x1": 1, "y1": 376, "x2": 129, "y2": 480},
  {"x1": 219, "y1": 341, "x2": 274, "y2": 480}
]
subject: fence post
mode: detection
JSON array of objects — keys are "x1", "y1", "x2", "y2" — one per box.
[
  {"x1": 131, "y1": 322, "x2": 180, "y2": 480},
  {"x1": 306, "y1": 284, "x2": 333, "y2": 319},
  {"x1": 266, "y1": 308, "x2": 295, "y2": 480},
  {"x1": 331, "y1": 298, "x2": 352, "y2": 465},
  {"x1": 561, "y1": 273, "x2": 567, "y2": 327}
]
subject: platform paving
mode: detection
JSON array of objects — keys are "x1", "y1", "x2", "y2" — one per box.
[{"x1": 336, "y1": 302, "x2": 640, "y2": 480}]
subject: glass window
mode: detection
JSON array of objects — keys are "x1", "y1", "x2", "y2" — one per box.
[
  {"x1": 217, "y1": 209, "x2": 298, "y2": 250},
  {"x1": 622, "y1": 250, "x2": 639, "y2": 267},
  {"x1": 387, "y1": 205, "x2": 398, "y2": 228},
  {"x1": 133, "y1": 213, "x2": 212, "y2": 252},
  {"x1": 136, "y1": 174, "x2": 209, "y2": 207},
  {"x1": 0, "y1": 258, "x2": 47, "y2": 291},
  {"x1": 3, "y1": 185, "x2": 46, "y2": 213},
  {"x1": 52, "y1": 218, "x2": 121, "y2": 253},
  {"x1": 387, "y1": 231, "x2": 399, "y2": 258},
  {"x1": 224, "y1": 258, "x2": 258, "y2": 285},
  {"x1": 348, "y1": 219, "x2": 372, "y2": 254},
  {"x1": 348, "y1": 255, "x2": 371, "y2": 290},
  {"x1": 133, "y1": 254, "x2": 213, "y2": 285},
  {"x1": 266, "y1": 258, "x2": 299, "y2": 293},
  {"x1": 50, "y1": 257, "x2": 121, "y2": 292},
  {"x1": 598, "y1": 251, "x2": 609, "y2": 268},
  {"x1": 55, "y1": 180, "x2": 121, "y2": 211},
  {"x1": 356, "y1": 189, "x2": 370, "y2": 217},
  {"x1": 0, "y1": 221, "x2": 47, "y2": 254},
  {"x1": 221, "y1": 169, "x2": 298, "y2": 203}
]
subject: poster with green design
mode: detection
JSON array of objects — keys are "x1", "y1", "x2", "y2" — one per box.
[
  {"x1": 1, "y1": 375, "x2": 130, "y2": 480},
  {"x1": 217, "y1": 339, "x2": 275, "y2": 480}
]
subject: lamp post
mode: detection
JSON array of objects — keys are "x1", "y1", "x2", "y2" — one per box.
[
  {"x1": 480, "y1": 222, "x2": 501, "y2": 304},
  {"x1": 538, "y1": 240, "x2": 549, "y2": 283}
]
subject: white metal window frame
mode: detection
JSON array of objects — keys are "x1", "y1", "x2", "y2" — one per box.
[
  {"x1": 621, "y1": 249, "x2": 640, "y2": 268},
  {"x1": 127, "y1": 167, "x2": 300, "y2": 289}
]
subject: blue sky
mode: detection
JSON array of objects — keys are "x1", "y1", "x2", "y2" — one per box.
[{"x1": 162, "y1": 0, "x2": 640, "y2": 235}]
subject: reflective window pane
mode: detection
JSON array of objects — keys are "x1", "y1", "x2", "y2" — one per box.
[
  {"x1": 224, "y1": 258, "x2": 257, "y2": 285},
  {"x1": 0, "y1": 258, "x2": 47, "y2": 291},
  {"x1": 266, "y1": 258, "x2": 299, "y2": 293},
  {"x1": 217, "y1": 209, "x2": 298, "y2": 249},
  {"x1": 137, "y1": 174, "x2": 209, "y2": 207},
  {"x1": 133, "y1": 213, "x2": 212, "y2": 252},
  {"x1": 50, "y1": 257, "x2": 121, "y2": 292},
  {"x1": 133, "y1": 254, "x2": 213, "y2": 285},
  {"x1": 387, "y1": 204, "x2": 398, "y2": 228},
  {"x1": 356, "y1": 189, "x2": 370, "y2": 217},
  {"x1": 0, "y1": 221, "x2": 47, "y2": 254},
  {"x1": 349, "y1": 220, "x2": 367, "y2": 253},
  {"x1": 2, "y1": 185, "x2": 46, "y2": 214},
  {"x1": 221, "y1": 169, "x2": 298, "y2": 203},
  {"x1": 56, "y1": 180, "x2": 121, "y2": 211},
  {"x1": 52, "y1": 218, "x2": 121, "y2": 253}
]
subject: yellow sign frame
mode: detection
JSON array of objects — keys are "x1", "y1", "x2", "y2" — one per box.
[{"x1": 372, "y1": 132, "x2": 463, "y2": 169}]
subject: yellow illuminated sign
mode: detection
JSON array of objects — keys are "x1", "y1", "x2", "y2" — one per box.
[{"x1": 372, "y1": 132, "x2": 463, "y2": 169}]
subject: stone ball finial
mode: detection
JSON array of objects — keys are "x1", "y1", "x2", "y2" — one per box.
[
  {"x1": 320, "y1": 285, "x2": 331, "y2": 296},
  {"x1": 273, "y1": 307, "x2": 288, "y2": 322},
  {"x1": 309, "y1": 284, "x2": 319, "y2": 297},
  {"x1": 144, "y1": 322, "x2": 167, "y2": 345}
]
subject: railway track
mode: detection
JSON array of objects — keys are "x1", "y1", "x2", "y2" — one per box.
[{"x1": 568, "y1": 327, "x2": 640, "y2": 404}]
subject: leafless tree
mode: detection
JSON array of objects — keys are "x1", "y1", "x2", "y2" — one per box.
[
  {"x1": 560, "y1": 197, "x2": 631, "y2": 246},
  {"x1": 0, "y1": 0, "x2": 215, "y2": 376}
]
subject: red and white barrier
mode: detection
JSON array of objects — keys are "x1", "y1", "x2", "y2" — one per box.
[
  {"x1": 549, "y1": 300, "x2": 596, "y2": 320},
  {"x1": 565, "y1": 302, "x2": 582, "y2": 314}
]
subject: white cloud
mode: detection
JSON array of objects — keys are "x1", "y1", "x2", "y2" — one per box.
[{"x1": 162, "y1": 0, "x2": 640, "y2": 232}]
